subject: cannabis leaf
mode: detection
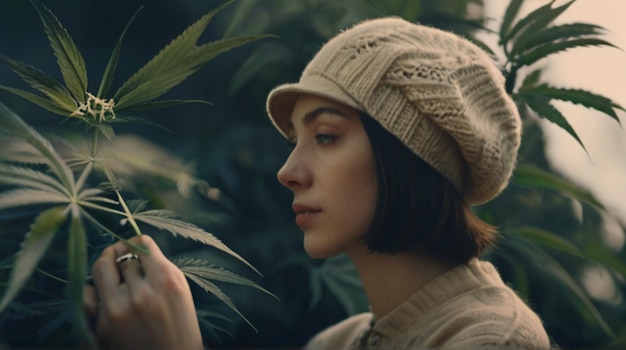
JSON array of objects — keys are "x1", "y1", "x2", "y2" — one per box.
[
  {"x1": 174, "y1": 257, "x2": 278, "y2": 331},
  {"x1": 496, "y1": 0, "x2": 624, "y2": 151},
  {"x1": 0, "y1": 0, "x2": 271, "y2": 128},
  {"x1": 134, "y1": 210, "x2": 261, "y2": 275}
]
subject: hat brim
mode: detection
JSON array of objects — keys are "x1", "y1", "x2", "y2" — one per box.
[{"x1": 266, "y1": 74, "x2": 364, "y2": 138}]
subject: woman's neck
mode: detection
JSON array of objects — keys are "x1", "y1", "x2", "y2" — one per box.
[{"x1": 346, "y1": 244, "x2": 456, "y2": 317}]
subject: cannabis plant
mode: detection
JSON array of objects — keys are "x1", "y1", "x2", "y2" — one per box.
[
  {"x1": 478, "y1": 0, "x2": 625, "y2": 346},
  {"x1": 0, "y1": 0, "x2": 273, "y2": 347}
]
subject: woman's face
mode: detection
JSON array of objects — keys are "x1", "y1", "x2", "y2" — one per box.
[{"x1": 277, "y1": 94, "x2": 378, "y2": 258}]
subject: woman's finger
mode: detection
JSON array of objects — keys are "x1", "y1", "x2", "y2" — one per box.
[
  {"x1": 91, "y1": 245, "x2": 122, "y2": 304},
  {"x1": 117, "y1": 254, "x2": 144, "y2": 292},
  {"x1": 125, "y1": 235, "x2": 171, "y2": 278},
  {"x1": 83, "y1": 285, "x2": 99, "y2": 318}
]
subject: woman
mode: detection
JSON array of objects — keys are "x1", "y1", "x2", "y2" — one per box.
[{"x1": 85, "y1": 17, "x2": 551, "y2": 349}]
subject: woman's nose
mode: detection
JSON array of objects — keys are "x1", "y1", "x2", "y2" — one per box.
[{"x1": 277, "y1": 147, "x2": 311, "y2": 190}]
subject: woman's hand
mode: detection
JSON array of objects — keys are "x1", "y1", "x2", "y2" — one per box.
[{"x1": 83, "y1": 235, "x2": 203, "y2": 350}]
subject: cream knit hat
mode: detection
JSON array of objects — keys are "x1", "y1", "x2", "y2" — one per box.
[{"x1": 267, "y1": 17, "x2": 521, "y2": 205}]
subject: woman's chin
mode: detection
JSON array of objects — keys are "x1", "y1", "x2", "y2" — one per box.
[{"x1": 303, "y1": 239, "x2": 341, "y2": 259}]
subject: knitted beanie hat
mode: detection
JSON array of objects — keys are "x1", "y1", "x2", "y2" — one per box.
[{"x1": 266, "y1": 17, "x2": 521, "y2": 205}]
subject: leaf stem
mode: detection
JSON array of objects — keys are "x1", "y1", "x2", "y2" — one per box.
[
  {"x1": 75, "y1": 161, "x2": 93, "y2": 191},
  {"x1": 114, "y1": 189, "x2": 142, "y2": 236},
  {"x1": 75, "y1": 128, "x2": 100, "y2": 191},
  {"x1": 77, "y1": 200, "x2": 126, "y2": 216},
  {"x1": 36, "y1": 268, "x2": 68, "y2": 283},
  {"x1": 102, "y1": 168, "x2": 142, "y2": 236},
  {"x1": 91, "y1": 127, "x2": 100, "y2": 157},
  {"x1": 79, "y1": 207, "x2": 149, "y2": 253}
]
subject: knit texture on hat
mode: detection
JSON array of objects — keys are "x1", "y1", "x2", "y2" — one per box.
[{"x1": 267, "y1": 17, "x2": 521, "y2": 205}]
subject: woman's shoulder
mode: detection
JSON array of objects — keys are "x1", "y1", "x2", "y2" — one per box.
[
  {"x1": 303, "y1": 260, "x2": 552, "y2": 349},
  {"x1": 369, "y1": 259, "x2": 551, "y2": 349},
  {"x1": 430, "y1": 284, "x2": 550, "y2": 348},
  {"x1": 304, "y1": 312, "x2": 373, "y2": 350},
  {"x1": 395, "y1": 259, "x2": 552, "y2": 348}
]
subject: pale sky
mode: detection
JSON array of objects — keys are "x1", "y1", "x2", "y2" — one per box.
[{"x1": 483, "y1": 0, "x2": 626, "y2": 245}]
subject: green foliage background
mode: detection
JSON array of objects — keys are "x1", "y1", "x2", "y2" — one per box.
[{"x1": 0, "y1": 0, "x2": 624, "y2": 348}]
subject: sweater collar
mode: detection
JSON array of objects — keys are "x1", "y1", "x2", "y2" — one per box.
[{"x1": 370, "y1": 259, "x2": 505, "y2": 337}]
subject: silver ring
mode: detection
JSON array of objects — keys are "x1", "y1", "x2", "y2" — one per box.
[{"x1": 116, "y1": 253, "x2": 139, "y2": 264}]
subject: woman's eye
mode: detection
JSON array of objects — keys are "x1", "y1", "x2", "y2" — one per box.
[
  {"x1": 286, "y1": 138, "x2": 296, "y2": 152},
  {"x1": 315, "y1": 134, "x2": 337, "y2": 145}
]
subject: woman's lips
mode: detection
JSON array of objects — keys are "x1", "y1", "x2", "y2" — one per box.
[{"x1": 292, "y1": 203, "x2": 322, "y2": 228}]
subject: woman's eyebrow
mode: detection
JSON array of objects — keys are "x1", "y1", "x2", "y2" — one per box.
[
  {"x1": 303, "y1": 107, "x2": 351, "y2": 126},
  {"x1": 286, "y1": 106, "x2": 351, "y2": 134}
]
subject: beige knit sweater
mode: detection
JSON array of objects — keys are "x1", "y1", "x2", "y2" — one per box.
[{"x1": 305, "y1": 259, "x2": 550, "y2": 349}]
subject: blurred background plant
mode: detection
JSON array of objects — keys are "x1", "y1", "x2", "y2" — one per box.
[{"x1": 0, "y1": 0, "x2": 624, "y2": 348}]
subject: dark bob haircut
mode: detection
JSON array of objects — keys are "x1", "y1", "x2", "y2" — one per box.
[{"x1": 360, "y1": 112, "x2": 496, "y2": 265}]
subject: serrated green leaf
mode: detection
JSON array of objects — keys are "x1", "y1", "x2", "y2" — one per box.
[
  {"x1": 509, "y1": 0, "x2": 575, "y2": 54},
  {"x1": 66, "y1": 206, "x2": 94, "y2": 347},
  {"x1": 0, "y1": 163, "x2": 68, "y2": 195},
  {"x1": 516, "y1": 93, "x2": 585, "y2": 150},
  {"x1": 113, "y1": 0, "x2": 236, "y2": 108},
  {"x1": 115, "y1": 99, "x2": 212, "y2": 115},
  {"x1": 466, "y1": 36, "x2": 496, "y2": 58},
  {"x1": 97, "y1": 6, "x2": 144, "y2": 98},
  {"x1": 520, "y1": 69, "x2": 541, "y2": 88},
  {"x1": 76, "y1": 187, "x2": 105, "y2": 200},
  {"x1": 78, "y1": 195, "x2": 118, "y2": 206},
  {"x1": 0, "y1": 54, "x2": 76, "y2": 112},
  {"x1": 174, "y1": 257, "x2": 276, "y2": 299},
  {"x1": 505, "y1": 1, "x2": 555, "y2": 43},
  {"x1": 0, "y1": 85, "x2": 72, "y2": 116},
  {"x1": 517, "y1": 38, "x2": 618, "y2": 67},
  {"x1": 0, "y1": 136, "x2": 48, "y2": 164},
  {"x1": 0, "y1": 103, "x2": 75, "y2": 192},
  {"x1": 520, "y1": 84, "x2": 623, "y2": 125},
  {"x1": 0, "y1": 206, "x2": 66, "y2": 313},
  {"x1": 513, "y1": 164, "x2": 604, "y2": 209},
  {"x1": 114, "y1": 35, "x2": 270, "y2": 112},
  {"x1": 0, "y1": 171, "x2": 63, "y2": 194},
  {"x1": 511, "y1": 23, "x2": 605, "y2": 56},
  {"x1": 133, "y1": 210, "x2": 260, "y2": 275},
  {"x1": 0, "y1": 188, "x2": 69, "y2": 210},
  {"x1": 31, "y1": 1, "x2": 87, "y2": 103},
  {"x1": 499, "y1": 0, "x2": 524, "y2": 45},
  {"x1": 185, "y1": 272, "x2": 257, "y2": 333}
]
